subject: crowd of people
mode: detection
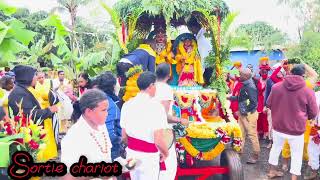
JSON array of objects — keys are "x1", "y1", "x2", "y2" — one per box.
[{"x1": 0, "y1": 18, "x2": 319, "y2": 180}]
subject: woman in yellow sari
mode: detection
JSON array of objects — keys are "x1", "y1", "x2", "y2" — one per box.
[{"x1": 34, "y1": 72, "x2": 58, "y2": 162}]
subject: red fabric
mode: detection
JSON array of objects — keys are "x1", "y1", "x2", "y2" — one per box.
[
  {"x1": 218, "y1": 102, "x2": 227, "y2": 120},
  {"x1": 266, "y1": 75, "x2": 319, "y2": 135},
  {"x1": 257, "y1": 112, "x2": 268, "y2": 133},
  {"x1": 180, "y1": 72, "x2": 194, "y2": 81},
  {"x1": 79, "y1": 87, "x2": 86, "y2": 96},
  {"x1": 230, "y1": 81, "x2": 243, "y2": 120},
  {"x1": 270, "y1": 66, "x2": 283, "y2": 83},
  {"x1": 256, "y1": 79, "x2": 266, "y2": 113},
  {"x1": 259, "y1": 64, "x2": 271, "y2": 71},
  {"x1": 127, "y1": 136, "x2": 166, "y2": 170}
]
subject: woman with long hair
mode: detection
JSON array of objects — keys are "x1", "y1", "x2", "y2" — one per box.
[{"x1": 78, "y1": 73, "x2": 91, "y2": 97}]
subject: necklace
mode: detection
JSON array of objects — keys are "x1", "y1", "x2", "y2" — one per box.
[
  {"x1": 155, "y1": 43, "x2": 166, "y2": 54},
  {"x1": 90, "y1": 131, "x2": 109, "y2": 155}
]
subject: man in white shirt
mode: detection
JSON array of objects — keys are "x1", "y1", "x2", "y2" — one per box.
[
  {"x1": 187, "y1": 17, "x2": 212, "y2": 70},
  {"x1": 121, "y1": 72, "x2": 169, "y2": 180},
  {"x1": 154, "y1": 63, "x2": 189, "y2": 180},
  {"x1": 61, "y1": 89, "x2": 114, "y2": 180},
  {"x1": 187, "y1": 17, "x2": 212, "y2": 86}
]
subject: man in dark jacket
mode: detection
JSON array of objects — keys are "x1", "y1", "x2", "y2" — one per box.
[
  {"x1": 267, "y1": 64, "x2": 318, "y2": 179},
  {"x1": 116, "y1": 39, "x2": 156, "y2": 87},
  {"x1": 229, "y1": 68, "x2": 259, "y2": 164},
  {"x1": 8, "y1": 65, "x2": 58, "y2": 123}
]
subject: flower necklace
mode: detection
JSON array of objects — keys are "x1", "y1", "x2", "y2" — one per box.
[
  {"x1": 178, "y1": 41, "x2": 198, "y2": 65},
  {"x1": 155, "y1": 41, "x2": 175, "y2": 65},
  {"x1": 90, "y1": 131, "x2": 109, "y2": 155}
]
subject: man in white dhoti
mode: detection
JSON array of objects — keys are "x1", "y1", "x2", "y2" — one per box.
[
  {"x1": 121, "y1": 72, "x2": 169, "y2": 180},
  {"x1": 154, "y1": 63, "x2": 189, "y2": 180},
  {"x1": 61, "y1": 89, "x2": 114, "y2": 180}
]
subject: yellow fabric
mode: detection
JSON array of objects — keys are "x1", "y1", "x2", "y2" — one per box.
[
  {"x1": 27, "y1": 86, "x2": 58, "y2": 162},
  {"x1": 35, "y1": 80, "x2": 51, "y2": 108},
  {"x1": 137, "y1": 44, "x2": 156, "y2": 57},
  {"x1": 306, "y1": 79, "x2": 314, "y2": 89},
  {"x1": 175, "y1": 41, "x2": 204, "y2": 85},
  {"x1": 281, "y1": 121, "x2": 311, "y2": 161}
]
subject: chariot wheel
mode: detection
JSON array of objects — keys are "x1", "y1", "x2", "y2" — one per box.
[{"x1": 220, "y1": 149, "x2": 244, "y2": 180}]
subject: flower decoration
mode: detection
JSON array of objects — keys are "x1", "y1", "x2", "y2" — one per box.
[
  {"x1": 1, "y1": 112, "x2": 47, "y2": 161},
  {"x1": 123, "y1": 65, "x2": 143, "y2": 102}
]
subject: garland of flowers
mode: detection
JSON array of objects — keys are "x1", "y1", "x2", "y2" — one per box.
[
  {"x1": 176, "y1": 41, "x2": 198, "y2": 69},
  {"x1": 178, "y1": 137, "x2": 225, "y2": 161},
  {"x1": 155, "y1": 41, "x2": 176, "y2": 65},
  {"x1": 174, "y1": 93, "x2": 195, "y2": 109},
  {"x1": 186, "y1": 123, "x2": 217, "y2": 139},
  {"x1": 123, "y1": 66, "x2": 143, "y2": 102},
  {"x1": 125, "y1": 65, "x2": 143, "y2": 78},
  {"x1": 178, "y1": 122, "x2": 243, "y2": 161}
]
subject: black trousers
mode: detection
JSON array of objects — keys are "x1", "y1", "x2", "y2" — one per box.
[
  {"x1": 203, "y1": 67, "x2": 214, "y2": 87},
  {"x1": 116, "y1": 62, "x2": 134, "y2": 87}
]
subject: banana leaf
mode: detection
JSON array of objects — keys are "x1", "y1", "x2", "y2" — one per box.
[{"x1": 0, "y1": 133, "x2": 23, "y2": 167}]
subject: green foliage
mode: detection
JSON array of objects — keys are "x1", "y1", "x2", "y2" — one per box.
[
  {"x1": 236, "y1": 21, "x2": 288, "y2": 48},
  {"x1": 114, "y1": 0, "x2": 223, "y2": 24},
  {"x1": 0, "y1": 0, "x2": 16, "y2": 16},
  {"x1": 0, "y1": 7, "x2": 36, "y2": 66},
  {"x1": 286, "y1": 31, "x2": 320, "y2": 74}
]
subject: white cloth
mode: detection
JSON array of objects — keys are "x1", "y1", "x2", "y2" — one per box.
[
  {"x1": 119, "y1": 58, "x2": 133, "y2": 65},
  {"x1": 315, "y1": 91, "x2": 320, "y2": 124},
  {"x1": 121, "y1": 93, "x2": 169, "y2": 143},
  {"x1": 52, "y1": 79, "x2": 69, "y2": 91},
  {"x1": 154, "y1": 82, "x2": 174, "y2": 102},
  {"x1": 120, "y1": 93, "x2": 168, "y2": 180},
  {"x1": 159, "y1": 145, "x2": 177, "y2": 180},
  {"x1": 154, "y1": 82, "x2": 177, "y2": 180},
  {"x1": 196, "y1": 28, "x2": 212, "y2": 70},
  {"x1": 308, "y1": 137, "x2": 320, "y2": 170},
  {"x1": 61, "y1": 116, "x2": 112, "y2": 170},
  {"x1": 52, "y1": 78, "x2": 73, "y2": 120},
  {"x1": 268, "y1": 130, "x2": 304, "y2": 175}
]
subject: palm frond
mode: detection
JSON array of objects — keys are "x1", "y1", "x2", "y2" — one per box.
[
  {"x1": 100, "y1": 1, "x2": 121, "y2": 29},
  {"x1": 220, "y1": 12, "x2": 238, "y2": 38}
]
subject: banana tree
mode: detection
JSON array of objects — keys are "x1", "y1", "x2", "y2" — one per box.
[{"x1": 0, "y1": 1, "x2": 36, "y2": 67}]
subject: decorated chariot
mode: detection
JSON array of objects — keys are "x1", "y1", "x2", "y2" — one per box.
[{"x1": 103, "y1": 0, "x2": 244, "y2": 179}]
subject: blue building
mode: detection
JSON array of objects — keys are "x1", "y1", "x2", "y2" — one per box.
[{"x1": 230, "y1": 47, "x2": 286, "y2": 71}]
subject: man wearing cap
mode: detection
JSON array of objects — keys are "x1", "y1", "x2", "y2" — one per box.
[{"x1": 228, "y1": 68, "x2": 259, "y2": 163}]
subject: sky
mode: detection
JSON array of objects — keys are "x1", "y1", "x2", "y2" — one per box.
[{"x1": 5, "y1": 0, "x2": 301, "y2": 40}]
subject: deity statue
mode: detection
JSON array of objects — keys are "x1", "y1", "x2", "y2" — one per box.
[{"x1": 173, "y1": 33, "x2": 204, "y2": 87}]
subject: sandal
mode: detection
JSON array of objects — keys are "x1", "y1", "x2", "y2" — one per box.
[{"x1": 267, "y1": 170, "x2": 284, "y2": 179}]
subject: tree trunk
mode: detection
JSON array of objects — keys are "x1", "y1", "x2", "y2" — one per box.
[{"x1": 69, "y1": 2, "x2": 78, "y2": 78}]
